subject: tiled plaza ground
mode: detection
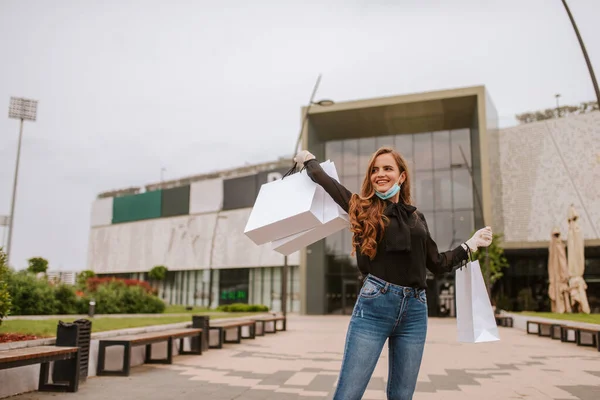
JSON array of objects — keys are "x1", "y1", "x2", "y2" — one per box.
[{"x1": 11, "y1": 315, "x2": 600, "y2": 399}]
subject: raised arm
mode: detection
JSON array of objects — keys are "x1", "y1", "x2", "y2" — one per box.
[{"x1": 304, "y1": 159, "x2": 353, "y2": 212}]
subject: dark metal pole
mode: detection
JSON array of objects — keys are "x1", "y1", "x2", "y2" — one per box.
[
  {"x1": 6, "y1": 118, "x2": 24, "y2": 267},
  {"x1": 282, "y1": 74, "x2": 322, "y2": 316},
  {"x1": 458, "y1": 146, "x2": 491, "y2": 296},
  {"x1": 561, "y1": 0, "x2": 600, "y2": 106},
  {"x1": 281, "y1": 256, "x2": 288, "y2": 316}
]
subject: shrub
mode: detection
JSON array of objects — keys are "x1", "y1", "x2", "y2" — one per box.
[
  {"x1": 216, "y1": 303, "x2": 269, "y2": 312},
  {"x1": 54, "y1": 284, "x2": 79, "y2": 315},
  {"x1": 7, "y1": 271, "x2": 57, "y2": 315},
  {"x1": 0, "y1": 248, "x2": 11, "y2": 325},
  {"x1": 87, "y1": 277, "x2": 154, "y2": 294},
  {"x1": 89, "y1": 280, "x2": 165, "y2": 314},
  {"x1": 76, "y1": 270, "x2": 96, "y2": 289}
]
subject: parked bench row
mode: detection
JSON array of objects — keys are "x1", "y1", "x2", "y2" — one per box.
[
  {"x1": 0, "y1": 314, "x2": 287, "y2": 393},
  {"x1": 99, "y1": 314, "x2": 286, "y2": 376},
  {"x1": 526, "y1": 319, "x2": 600, "y2": 352}
]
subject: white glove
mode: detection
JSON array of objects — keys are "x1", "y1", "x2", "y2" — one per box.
[
  {"x1": 293, "y1": 150, "x2": 316, "y2": 165},
  {"x1": 465, "y1": 226, "x2": 493, "y2": 252}
]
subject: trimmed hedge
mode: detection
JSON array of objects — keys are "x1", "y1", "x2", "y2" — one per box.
[
  {"x1": 84, "y1": 280, "x2": 165, "y2": 314},
  {"x1": 216, "y1": 303, "x2": 269, "y2": 312}
]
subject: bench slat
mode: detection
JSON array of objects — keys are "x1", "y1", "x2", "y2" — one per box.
[
  {"x1": 100, "y1": 328, "x2": 202, "y2": 344},
  {"x1": 0, "y1": 346, "x2": 78, "y2": 364},
  {"x1": 210, "y1": 321, "x2": 255, "y2": 328}
]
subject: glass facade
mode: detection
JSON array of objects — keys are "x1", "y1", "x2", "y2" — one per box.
[{"x1": 324, "y1": 129, "x2": 474, "y2": 315}]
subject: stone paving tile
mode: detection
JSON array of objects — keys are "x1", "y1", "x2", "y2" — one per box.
[{"x1": 10, "y1": 315, "x2": 600, "y2": 400}]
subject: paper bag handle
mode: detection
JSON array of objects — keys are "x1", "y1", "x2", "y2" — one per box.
[
  {"x1": 456, "y1": 246, "x2": 473, "y2": 272},
  {"x1": 282, "y1": 162, "x2": 306, "y2": 180}
]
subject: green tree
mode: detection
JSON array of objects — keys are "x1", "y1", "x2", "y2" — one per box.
[
  {"x1": 76, "y1": 270, "x2": 96, "y2": 289},
  {"x1": 472, "y1": 233, "x2": 509, "y2": 292},
  {"x1": 0, "y1": 248, "x2": 12, "y2": 325},
  {"x1": 27, "y1": 257, "x2": 49, "y2": 275},
  {"x1": 148, "y1": 265, "x2": 168, "y2": 281},
  {"x1": 148, "y1": 265, "x2": 168, "y2": 293}
]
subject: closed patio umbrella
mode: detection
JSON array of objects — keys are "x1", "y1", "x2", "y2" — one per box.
[
  {"x1": 548, "y1": 227, "x2": 571, "y2": 313},
  {"x1": 567, "y1": 205, "x2": 590, "y2": 314}
]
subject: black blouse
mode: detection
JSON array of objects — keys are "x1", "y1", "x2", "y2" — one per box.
[{"x1": 304, "y1": 159, "x2": 469, "y2": 289}]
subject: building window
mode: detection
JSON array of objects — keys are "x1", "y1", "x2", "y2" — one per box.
[{"x1": 219, "y1": 268, "x2": 250, "y2": 305}]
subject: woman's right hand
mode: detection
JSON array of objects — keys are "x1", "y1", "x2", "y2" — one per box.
[{"x1": 293, "y1": 150, "x2": 315, "y2": 165}]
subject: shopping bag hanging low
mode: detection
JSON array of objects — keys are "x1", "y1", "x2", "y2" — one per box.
[
  {"x1": 271, "y1": 161, "x2": 349, "y2": 256},
  {"x1": 455, "y1": 259, "x2": 500, "y2": 343},
  {"x1": 244, "y1": 166, "x2": 325, "y2": 246}
]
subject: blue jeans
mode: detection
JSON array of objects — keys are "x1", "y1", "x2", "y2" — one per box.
[{"x1": 333, "y1": 274, "x2": 428, "y2": 400}]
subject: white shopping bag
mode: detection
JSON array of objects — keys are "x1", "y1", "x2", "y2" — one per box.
[
  {"x1": 271, "y1": 161, "x2": 349, "y2": 255},
  {"x1": 455, "y1": 259, "x2": 500, "y2": 343},
  {"x1": 244, "y1": 167, "x2": 325, "y2": 246}
]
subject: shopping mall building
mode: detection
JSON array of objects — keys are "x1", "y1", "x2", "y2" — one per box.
[{"x1": 87, "y1": 85, "x2": 600, "y2": 315}]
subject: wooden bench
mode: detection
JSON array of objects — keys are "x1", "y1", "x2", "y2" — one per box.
[
  {"x1": 252, "y1": 315, "x2": 287, "y2": 335},
  {"x1": 575, "y1": 327, "x2": 600, "y2": 351},
  {"x1": 0, "y1": 346, "x2": 80, "y2": 393},
  {"x1": 526, "y1": 320, "x2": 560, "y2": 338},
  {"x1": 209, "y1": 320, "x2": 256, "y2": 349},
  {"x1": 97, "y1": 328, "x2": 202, "y2": 377},
  {"x1": 495, "y1": 316, "x2": 513, "y2": 328},
  {"x1": 526, "y1": 320, "x2": 600, "y2": 351}
]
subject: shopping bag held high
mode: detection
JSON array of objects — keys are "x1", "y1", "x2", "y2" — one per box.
[
  {"x1": 244, "y1": 162, "x2": 324, "y2": 246},
  {"x1": 271, "y1": 160, "x2": 349, "y2": 255}
]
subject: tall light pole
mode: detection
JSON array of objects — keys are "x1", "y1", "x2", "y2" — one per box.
[
  {"x1": 555, "y1": 93, "x2": 561, "y2": 117},
  {"x1": 561, "y1": 0, "x2": 600, "y2": 106},
  {"x1": 6, "y1": 97, "x2": 38, "y2": 267}
]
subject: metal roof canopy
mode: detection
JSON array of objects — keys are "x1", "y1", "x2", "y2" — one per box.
[{"x1": 305, "y1": 86, "x2": 483, "y2": 141}]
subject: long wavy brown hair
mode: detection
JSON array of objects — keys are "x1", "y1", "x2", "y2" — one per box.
[{"x1": 348, "y1": 147, "x2": 413, "y2": 259}]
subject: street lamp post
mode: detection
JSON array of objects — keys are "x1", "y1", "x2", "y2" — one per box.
[
  {"x1": 6, "y1": 97, "x2": 38, "y2": 266},
  {"x1": 561, "y1": 0, "x2": 600, "y2": 106},
  {"x1": 281, "y1": 74, "x2": 334, "y2": 317}
]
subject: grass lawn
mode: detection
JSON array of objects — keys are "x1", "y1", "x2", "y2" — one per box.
[
  {"x1": 518, "y1": 312, "x2": 600, "y2": 325},
  {"x1": 0, "y1": 312, "x2": 259, "y2": 338}
]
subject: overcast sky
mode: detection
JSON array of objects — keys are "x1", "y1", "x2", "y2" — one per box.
[{"x1": 0, "y1": 0, "x2": 598, "y2": 271}]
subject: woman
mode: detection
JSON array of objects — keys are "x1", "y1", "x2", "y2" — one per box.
[{"x1": 293, "y1": 146, "x2": 492, "y2": 400}]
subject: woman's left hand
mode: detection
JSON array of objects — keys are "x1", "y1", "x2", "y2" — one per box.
[{"x1": 465, "y1": 226, "x2": 493, "y2": 251}]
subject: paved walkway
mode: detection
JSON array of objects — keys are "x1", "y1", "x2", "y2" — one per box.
[{"x1": 12, "y1": 315, "x2": 600, "y2": 400}]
